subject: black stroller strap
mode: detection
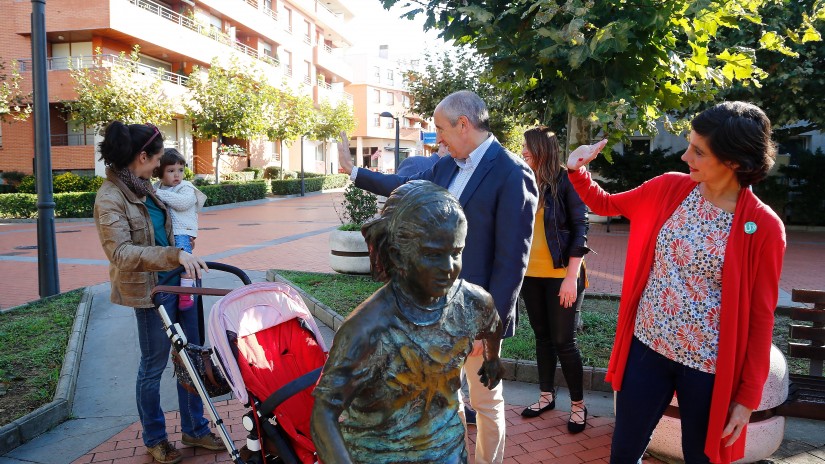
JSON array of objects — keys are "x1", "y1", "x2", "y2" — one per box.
[{"x1": 259, "y1": 367, "x2": 323, "y2": 416}]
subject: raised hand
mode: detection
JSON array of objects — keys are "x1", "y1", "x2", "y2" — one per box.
[
  {"x1": 566, "y1": 139, "x2": 609, "y2": 170},
  {"x1": 338, "y1": 131, "x2": 354, "y2": 174}
]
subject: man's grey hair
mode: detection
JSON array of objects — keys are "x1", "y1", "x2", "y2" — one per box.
[{"x1": 436, "y1": 90, "x2": 491, "y2": 131}]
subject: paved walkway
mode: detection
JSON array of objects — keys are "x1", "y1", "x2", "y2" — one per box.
[{"x1": 1, "y1": 191, "x2": 824, "y2": 464}]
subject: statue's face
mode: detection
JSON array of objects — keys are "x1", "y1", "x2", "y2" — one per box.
[{"x1": 400, "y1": 216, "x2": 466, "y2": 302}]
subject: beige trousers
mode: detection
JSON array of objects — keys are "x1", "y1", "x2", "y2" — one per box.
[{"x1": 458, "y1": 350, "x2": 506, "y2": 464}]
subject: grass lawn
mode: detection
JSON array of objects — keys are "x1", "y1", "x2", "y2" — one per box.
[
  {"x1": 276, "y1": 270, "x2": 809, "y2": 374},
  {"x1": 0, "y1": 289, "x2": 83, "y2": 426}
]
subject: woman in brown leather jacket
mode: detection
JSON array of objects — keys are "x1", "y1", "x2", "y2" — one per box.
[
  {"x1": 93, "y1": 121, "x2": 219, "y2": 464},
  {"x1": 519, "y1": 126, "x2": 591, "y2": 433}
]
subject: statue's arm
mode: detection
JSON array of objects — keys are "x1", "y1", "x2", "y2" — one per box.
[
  {"x1": 475, "y1": 290, "x2": 505, "y2": 389},
  {"x1": 311, "y1": 402, "x2": 352, "y2": 464}
]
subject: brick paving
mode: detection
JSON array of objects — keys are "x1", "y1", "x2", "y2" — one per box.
[{"x1": 2, "y1": 191, "x2": 824, "y2": 463}]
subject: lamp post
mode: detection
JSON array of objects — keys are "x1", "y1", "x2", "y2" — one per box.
[
  {"x1": 32, "y1": 0, "x2": 60, "y2": 297},
  {"x1": 380, "y1": 111, "x2": 400, "y2": 173}
]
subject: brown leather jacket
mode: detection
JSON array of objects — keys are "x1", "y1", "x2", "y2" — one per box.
[{"x1": 94, "y1": 168, "x2": 180, "y2": 308}]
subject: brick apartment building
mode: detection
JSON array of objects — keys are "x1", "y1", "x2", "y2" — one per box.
[{"x1": 0, "y1": 0, "x2": 362, "y2": 177}]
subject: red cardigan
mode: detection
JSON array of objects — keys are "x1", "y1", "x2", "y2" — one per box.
[{"x1": 569, "y1": 169, "x2": 786, "y2": 463}]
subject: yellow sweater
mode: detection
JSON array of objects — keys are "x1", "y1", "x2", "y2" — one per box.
[{"x1": 526, "y1": 208, "x2": 569, "y2": 278}]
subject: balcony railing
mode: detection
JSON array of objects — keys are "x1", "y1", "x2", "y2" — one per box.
[
  {"x1": 323, "y1": 43, "x2": 333, "y2": 54},
  {"x1": 50, "y1": 133, "x2": 95, "y2": 146},
  {"x1": 124, "y1": 0, "x2": 285, "y2": 73},
  {"x1": 285, "y1": 65, "x2": 292, "y2": 77},
  {"x1": 127, "y1": 0, "x2": 232, "y2": 46},
  {"x1": 303, "y1": 75, "x2": 311, "y2": 85},
  {"x1": 17, "y1": 54, "x2": 189, "y2": 86},
  {"x1": 263, "y1": 6, "x2": 278, "y2": 21},
  {"x1": 245, "y1": 0, "x2": 257, "y2": 8}
]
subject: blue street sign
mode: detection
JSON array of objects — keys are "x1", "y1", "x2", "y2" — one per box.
[{"x1": 421, "y1": 131, "x2": 437, "y2": 144}]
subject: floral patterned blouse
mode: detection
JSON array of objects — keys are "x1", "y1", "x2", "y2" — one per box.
[{"x1": 634, "y1": 186, "x2": 733, "y2": 373}]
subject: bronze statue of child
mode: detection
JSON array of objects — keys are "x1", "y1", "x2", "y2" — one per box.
[{"x1": 311, "y1": 180, "x2": 504, "y2": 464}]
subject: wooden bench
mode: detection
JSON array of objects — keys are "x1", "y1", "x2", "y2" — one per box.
[{"x1": 775, "y1": 289, "x2": 825, "y2": 421}]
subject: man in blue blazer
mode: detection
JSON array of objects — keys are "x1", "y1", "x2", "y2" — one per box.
[{"x1": 338, "y1": 90, "x2": 538, "y2": 463}]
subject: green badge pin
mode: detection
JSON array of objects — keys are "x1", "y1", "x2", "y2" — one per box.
[{"x1": 744, "y1": 222, "x2": 757, "y2": 234}]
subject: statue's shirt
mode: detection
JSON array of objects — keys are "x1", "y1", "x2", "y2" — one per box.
[{"x1": 313, "y1": 280, "x2": 498, "y2": 463}]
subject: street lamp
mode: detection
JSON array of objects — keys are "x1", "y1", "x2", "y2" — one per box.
[{"x1": 380, "y1": 111, "x2": 400, "y2": 173}]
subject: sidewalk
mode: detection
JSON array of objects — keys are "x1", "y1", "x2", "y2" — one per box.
[{"x1": 0, "y1": 192, "x2": 823, "y2": 463}]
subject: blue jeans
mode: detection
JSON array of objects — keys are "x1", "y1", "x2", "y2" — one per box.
[
  {"x1": 610, "y1": 337, "x2": 715, "y2": 464},
  {"x1": 175, "y1": 234, "x2": 193, "y2": 253},
  {"x1": 134, "y1": 292, "x2": 210, "y2": 447}
]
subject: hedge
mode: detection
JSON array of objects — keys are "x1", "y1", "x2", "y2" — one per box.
[
  {"x1": 15, "y1": 173, "x2": 105, "y2": 194},
  {"x1": 0, "y1": 181, "x2": 268, "y2": 218},
  {"x1": 270, "y1": 174, "x2": 348, "y2": 195},
  {"x1": 0, "y1": 192, "x2": 96, "y2": 218},
  {"x1": 198, "y1": 180, "x2": 268, "y2": 206}
]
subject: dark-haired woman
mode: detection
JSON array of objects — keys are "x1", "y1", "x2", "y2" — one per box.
[
  {"x1": 518, "y1": 127, "x2": 590, "y2": 434},
  {"x1": 93, "y1": 121, "x2": 220, "y2": 464},
  {"x1": 566, "y1": 102, "x2": 786, "y2": 463}
]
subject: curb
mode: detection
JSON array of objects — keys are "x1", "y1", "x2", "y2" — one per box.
[
  {"x1": 0, "y1": 286, "x2": 94, "y2": 455},
  {"x1": 266, "y1": 270, "x2": 614, "y2": 393}
]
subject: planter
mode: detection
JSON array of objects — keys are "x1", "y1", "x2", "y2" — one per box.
[{"x1": 329, "y1": 228, "x2": 370, "y2": 275}]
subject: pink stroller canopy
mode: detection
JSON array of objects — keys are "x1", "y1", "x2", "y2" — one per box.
[{"x1": 208, "y1": 282, "x2": 328, "y2": 404}]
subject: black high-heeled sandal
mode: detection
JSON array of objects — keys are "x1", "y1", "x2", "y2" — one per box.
[
  {"x1": 567, "y1": 403, "x2": 588, "y2": 433},
  {"x1": 521, "y1": 390, "x2": 556, "y2": 418}
]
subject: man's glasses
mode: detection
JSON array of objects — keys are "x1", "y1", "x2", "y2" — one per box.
[{"x1": 138, "y1": 124, "x2": 161, "y2": 154}]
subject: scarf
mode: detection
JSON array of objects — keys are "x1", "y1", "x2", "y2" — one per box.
[{"x1": 115, "y1": 167, "x2": 154, "y2": 198}]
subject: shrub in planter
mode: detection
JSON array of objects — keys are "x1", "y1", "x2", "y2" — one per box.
[
  {"x1": 243, "y1": 167, "x2": 263, "y2": 179},
  {"x1": 329, "y1": 183, "x2": 379, "y2": 274}
]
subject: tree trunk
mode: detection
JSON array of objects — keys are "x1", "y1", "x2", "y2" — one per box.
[
  {"x1": 214, "y1": 133, "x2": 223, "y2": 184},
  {"x1": 279, "y1": 139, "x2": 284, "y2": 179},
  {"x1": 566, "y1": 113, "x2": 592, "y2": 154}
]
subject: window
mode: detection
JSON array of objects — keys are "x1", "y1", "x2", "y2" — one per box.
[
  {"x1": 402, "y1": 95, "x2": 410, "y2": 108},
  {"x1": 386, "y1": 92, "x2": 394, "y2": 105},
  {"x1": 386, "y1": 118, "x2": 395, "y2": 129},
  {"x1": 373, "y1": 66, "x2": 380, "y2": 82},
  {"x1": 304, "y1": 61, "x2": 312, "y2": 84},
  {"x1": 261, "y1": 41, "x2": 273, "y2": 57},
  {"x1": 284, "y1": 50, "x2": 292, "y2": 76},
  {"x1": 373, "y1": 113, "x2": 381, "y2": 127},
  {"x1": 304, "y1": 20, "x2": 311, "y2": 44},
  {"x1": 387, "y1": 69, "x2": 394, "y2": 83},
  {"x1": 283, "y1": 7, "x2": 292, "y2": 33},
  {"x1": 373, "y1": 89, "x2": 381, "y2": 104},
  {"x1": 315, "y1": 144, "x2": 325, "y2": 161}
]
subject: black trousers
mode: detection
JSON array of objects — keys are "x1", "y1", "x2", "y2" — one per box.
[{"x1": 520, "y1": 276, "x2": 585, "y2": 401}]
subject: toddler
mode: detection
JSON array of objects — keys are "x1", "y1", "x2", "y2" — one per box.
[{"x1": 153, "y1": 148, "x2": 207, "y2": 308}]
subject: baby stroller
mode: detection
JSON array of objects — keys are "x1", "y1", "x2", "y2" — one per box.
[{"x1": 152, "y1": 263, "x2": 328, "y2": 464}]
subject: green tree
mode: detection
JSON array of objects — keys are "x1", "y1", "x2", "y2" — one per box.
[
  {"x1": 405, "y1": 47, "x2": 529, "y2": 151},
  {"x1": 261, "y1": 86, "x2": 316, "y2": 178},
  {"x1": 721, "y1": 0, "x2": 825, "y2": 141},
  {"x1": 185, "y1": 58, "x2": 268, "y2": 182},
  {"x1": 64, "y1": 46, "x2": 174, "y2": 129},
  {"x1": 387, "y1": 0, "x2": 825, "y2": 150},
  {"x1": 309, "y1": 99, "x2": 356, "y2": 174},
  {"x1": 0, "y1": 58, "x2": 31, "y2": 122}
]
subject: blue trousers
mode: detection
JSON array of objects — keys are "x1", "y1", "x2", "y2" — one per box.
[
  {"x1": 134, "y1": 292, "x2": 210, "y2": 447},
  {"x1": 610, "y1": 337, "x2": 715, "y2": 464}
]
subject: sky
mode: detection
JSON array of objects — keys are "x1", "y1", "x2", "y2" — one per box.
[{"x1": 345, "y1": 0, "x2": 448, "y2": 59}]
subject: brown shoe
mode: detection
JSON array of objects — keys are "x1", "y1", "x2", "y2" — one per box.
[
  {"x1": 147, "y1": 440, "x2": 182, "y2": 464},
  {"x1": 181, "y1": 432, "x2": 225, "y2": 451}
]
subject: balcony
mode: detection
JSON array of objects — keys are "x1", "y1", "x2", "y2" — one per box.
[
  {"x1": 18, "y1": 54, "x2": 189, "y2": 86},
  {"x1": 198, "y1": 0, "x2": 293, "y2": 46},
  {"x1": 314, "y1": 45, "x2": 353, "y2": 83},
  {"x1": 120, "y1": 0, "x2": 283, "y2": 74}
]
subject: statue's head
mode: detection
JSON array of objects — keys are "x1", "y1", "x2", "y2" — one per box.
[{"x1": 362, "y1": 180, "x2": 467, "y2": 301}]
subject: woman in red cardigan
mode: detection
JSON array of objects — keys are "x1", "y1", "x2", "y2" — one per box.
[{"x1": 566, "y1": 102, "x2": 786, "y2": 464}]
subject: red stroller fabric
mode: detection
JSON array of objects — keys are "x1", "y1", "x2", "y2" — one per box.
[{"x1": 237, "y1": 318, "x2": 327, "y2": 464}]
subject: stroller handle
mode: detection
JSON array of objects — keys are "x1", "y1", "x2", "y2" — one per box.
[
  {"x1": 152, "y1": 262, "x2": 252, "y2": 307},
  {"x1": 157, "y1": 262, "x2": 252, "y2": 286}
]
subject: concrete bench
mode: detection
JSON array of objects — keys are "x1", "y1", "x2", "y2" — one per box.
[{"x1": 775, "y1": 289, "x2": 825, "y2": 421}]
